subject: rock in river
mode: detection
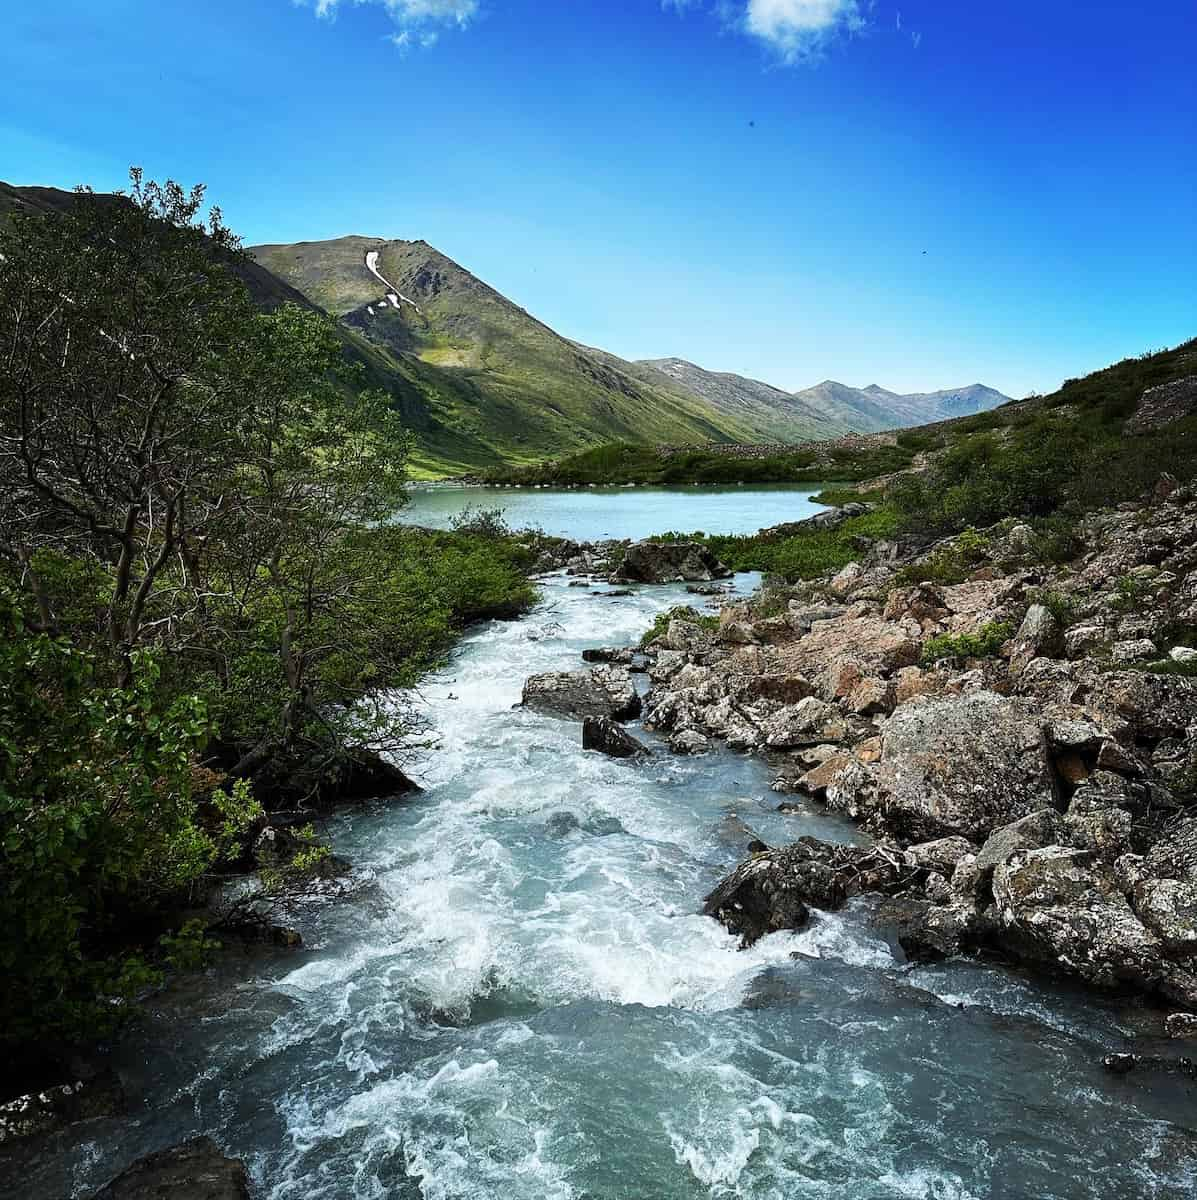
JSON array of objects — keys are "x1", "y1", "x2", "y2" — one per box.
[
  {"x1": 610, "y1": 540, "x2": 731, "y2": 584},
  {"x1": 91, "y1": 1137, "x2": 250, "y2": 1200},
  {"x1": 523, "y1": 666, "x2": 642, "y2": 721},
  {"x1": 582, "y1": 716, "x2": 648, "y2": 758}
]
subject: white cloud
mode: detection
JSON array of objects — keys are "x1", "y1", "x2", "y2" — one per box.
[
  {"x1": 305, "y1": 0, "x2": 479, "y2": 49},
  {"x1": 741, "y1": 0, "x2": 865, "y2": 62}
]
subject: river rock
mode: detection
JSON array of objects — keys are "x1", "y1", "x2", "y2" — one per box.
[
  {"x1": 992, "y1": 847, "x2": 1166, "y2": 991},
  {"x1": 582, "y1": 716, "x2": 647, "y2": 758},
  {"x1": 91, "y1": 1137, "x2": 250, "y2": 1200},
  {"x1": 1132, "y1": 878, "x2": 1197, "y2": 953},
  {"x1": 669, "y1": 729, "x2": 710, "y2": 755},
  {"x1": 903, "y1": 836, "x2": 977, "y2": 875},
  {"x1": 873, "y1": 691, "x2": 1057, "y2": 840},
  {"x1": 703, "y1": 837, "x2": 915, "y2": 947},
  {"x1": 610, "y1": 540, "x2": 731, "y2": 584},
  {"x1": 973, "y1": 809, "x2": 1067, "y2": 883},
  {"x1": 522, "y1": 666, "x2": 641, "y2": 721}
]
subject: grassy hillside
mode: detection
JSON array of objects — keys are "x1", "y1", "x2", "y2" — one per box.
[{"x1": 251, "y1": 235, "x2": 769, "y2": 475}]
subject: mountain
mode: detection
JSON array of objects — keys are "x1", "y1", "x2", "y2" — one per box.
[
  {"x1": 637, "y1": 358, "x2": 859, "y2": 442},
  {"x1": 640, "y1": 359, "x2": 1011, "y2": 437},
  {"x1": 249, "y1": 236, "x2": 771, "y2": 475},
  {"x1": 2, "y1": 181, "x2": 1012, "y2": 475}
]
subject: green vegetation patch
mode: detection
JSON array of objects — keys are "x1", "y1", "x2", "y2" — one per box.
[
  {"x1": 921, "y1": 621, "x2": 1014, "y2": 665},
  {"x1": 639, "y1": 605, "x2": 719, "y2": 647},
  {"x1": 650, "y1": 508, "x2": 900, "y2": 583}
]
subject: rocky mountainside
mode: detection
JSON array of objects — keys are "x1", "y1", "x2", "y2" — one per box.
[
  {"x1": 1, "y1": 180, "x2": 1011, "y2": 476},
  {"x1": 637, "y1": 358, "x2": 860, "y2": 442},
  {"x1": 790, "y1": 379, "x2": 1010, "y2": 431}
]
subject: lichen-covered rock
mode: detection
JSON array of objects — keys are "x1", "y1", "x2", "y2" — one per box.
[
  {"x1": 973, "y1": 809, "x2": 1067, "y2": 882},
  {"x1": 611, "y1": 540, "x2": 731, "y2": 584},
  {"x1": 903, "y1": 836, "x2": 977, "y2": 875},
  {"x1": 874, "y1": 692, "x2": 1057, "y2": 840},
  {"x1": 668, "y1": 729, "x2": 710, "y2": 755},
  {"x1": 992, "y1": 847, "x2": 1166, "y2": 991},
  {"x1": 1132, "y1": 878, "x2": 1197, "y2": 953},
  {"x1": 91, "y1": 1137, "x2": 250, "y2": 1200},
  {"x1": 582, "y1": 716, "x2": 647, "y2": 758},
  {"x1": 761, "y1": 697, "x2": 847, "y2": 749},
  {"x1": 1009, "y1": 603, "x2": 1063, "y2": 673},
  {"x1": 875, "y1": 897, "x2": 982, "y2": 962},
  {"x1": 1086, "y1": 672, "x2": 1197, "y2": 742},
  {"x1": 522, "y1": 666, "x2": 641, "y2": 721}
]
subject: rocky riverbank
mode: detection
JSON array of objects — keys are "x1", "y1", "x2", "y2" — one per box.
[{"x1": 566, "y1": 487, "x2": 1197, "y2": 1036}]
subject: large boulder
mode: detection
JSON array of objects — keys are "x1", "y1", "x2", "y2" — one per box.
[
  {"x1": 522, "y1": 666, "x2": 641, "y2": 721},
  {"x1": 91, "y1": 1138, "x2": 250, "y2": 1200},
  {"x1": 874, "y1": 692, "x2": 1058, "y2": 840},
  {"x1": 992, "y1": 847, "x2": 1166, "y2": 991},
  {"x1": 611, "y1": 541, "x2": 731, "y2": 584},
  {"x1": 776, "y1": 614, "x2": 921, "y2": 699}
]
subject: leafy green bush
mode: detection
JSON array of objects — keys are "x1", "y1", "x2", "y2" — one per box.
[
  {"x1": 0, "y1": 593, "x2": 260, "y2": 1042},
  {"x1": 920, "y1": 621, "x2": 1013, "y2": 664}
]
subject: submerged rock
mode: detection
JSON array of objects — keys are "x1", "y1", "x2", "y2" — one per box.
[
  {"x1": 91, "y1": 1137, "x2": 250, "y2": 1200},
  {"x1": 0, "y1": 1069, "x2": 124, "y2": 1147}
]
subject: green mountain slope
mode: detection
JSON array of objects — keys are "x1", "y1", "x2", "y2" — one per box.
[{"x1": 250, "y1": 235, "x2": 769, "y2": 475}]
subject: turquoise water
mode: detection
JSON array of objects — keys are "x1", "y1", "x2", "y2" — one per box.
[
  {"x1": 7, "y1": 503, "x2": 1196, "y2": 1200},
  {"x1": 400, "y1": 484, "x2": 834, "y2": 541}
]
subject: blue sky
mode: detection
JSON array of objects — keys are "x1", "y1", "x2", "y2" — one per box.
[{"x1": 2, "y1": 0, "x2": 1194, "y2": 396}]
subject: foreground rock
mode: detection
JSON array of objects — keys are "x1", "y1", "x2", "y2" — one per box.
[
  {"x1": 522, "y1": 666, "x2": 641, "y2": 721},
  {"x1": 611, "y1": 540, "x2": 731, "y2": 584},
  {"x1": 873, "y1": 692, "x2": 1057, "y2": 840},
  {"x1": 91, "y1": 1138, "x2": 250, "y2": 1200},
  {"x1": 582, "y1": 716, "x2": 647, "y2": 758}
]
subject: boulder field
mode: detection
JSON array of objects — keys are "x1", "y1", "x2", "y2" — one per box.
[{"x1": 619, "y1": 489, "x2": 1197, "y2": 1021}]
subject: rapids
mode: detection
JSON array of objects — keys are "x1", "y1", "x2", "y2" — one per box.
[{"x1": 8, "y1": 574, "x2": 1197, "y2": 1200}]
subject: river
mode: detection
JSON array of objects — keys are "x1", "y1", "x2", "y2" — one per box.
[{"x1": 7, "y1": 490, "x2": 1196, "y2": 1199}]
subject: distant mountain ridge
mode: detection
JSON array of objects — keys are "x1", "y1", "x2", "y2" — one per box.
[
  {"x1": 643, "y1": 358, "x2": 1011, "y2": 436},
  {"x1": 0, "y1": 180, "x2": 1013, "y2": 474}
]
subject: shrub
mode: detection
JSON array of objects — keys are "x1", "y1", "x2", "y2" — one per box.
[{"x1": 920, "y1": 621, "x2": 1013, "y2": 664}]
